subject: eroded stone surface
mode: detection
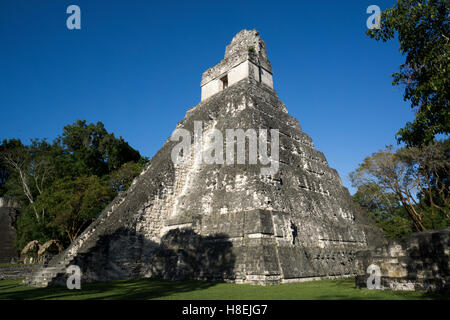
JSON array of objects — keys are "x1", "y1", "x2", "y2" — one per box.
[
  {"x1": 355, "y1": 228, "x2": 450, "y2": 293},
  {"x1": 201, "y1": 29, "x2": 274, "y2": 101},
  {"x1": 27, "y1": 30, "x2": 384, "y2": 287}
]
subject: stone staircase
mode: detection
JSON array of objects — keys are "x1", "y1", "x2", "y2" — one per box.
[
  {"x1": 24, "y1": 255, "x2": 76, "y2": 287},
  {"x1": 24, "y1": 193, "x2": 129, "y2": 287}
]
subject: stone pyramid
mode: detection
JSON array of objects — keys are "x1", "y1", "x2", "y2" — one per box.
[{"x1": 28, "y1": 29, "x2": 383, "y2": 287}]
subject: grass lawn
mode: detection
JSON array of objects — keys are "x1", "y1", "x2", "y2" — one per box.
[
  {"x1": 0, "y1": 264, "x2": 39, "y2": 268},
  {"x1": 0, "y1": 278, "x2": 447, "y2": 300}
]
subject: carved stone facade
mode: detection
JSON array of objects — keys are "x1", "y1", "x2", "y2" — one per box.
[{"x1": 27, "y1": 29, "x2": 384, "y2": 287}]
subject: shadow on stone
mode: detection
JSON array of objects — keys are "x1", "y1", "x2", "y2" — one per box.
[
  {"x1": 355, "y1": 228, "x2": 450, "y2": 294},
  {"x1": 147, "y1": 228, "x2": 236, "y2": 282},
  {"x1": 48, "y1": 227, "x2": 235, "y2": 288},
  {"x1": 404, "y1": 229, "x2": 449, "y2": 293}
]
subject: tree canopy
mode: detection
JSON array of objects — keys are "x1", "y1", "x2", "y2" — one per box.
[
  {"x1": 350, "y1": 140, "x2": 449, "y2": 236},
  {"x1": 367, "y1": 0, "x2": 449, "y2": 146},
  {"x1": 1, "y1": 120, "x2": 148, "y2": 250},
  {"x1": 35, "y1": 175, "x2": 115, "y2": 243}
]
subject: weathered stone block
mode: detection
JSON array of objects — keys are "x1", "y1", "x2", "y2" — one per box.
[{"x1": 356, "y1": 228, "x2": 450, "y2": 293}]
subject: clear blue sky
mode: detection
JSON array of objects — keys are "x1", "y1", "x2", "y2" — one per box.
[{"x1": 0, "y1": 0, "x2": 412, "y2": 193}]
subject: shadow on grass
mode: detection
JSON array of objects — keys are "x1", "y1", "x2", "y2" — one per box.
[
  {"x1": 0, "y1": 278, "x2": 219, "y2": 300},
  {"x1": 0, "y1": 278, "x2": 448, "y2": 300}
]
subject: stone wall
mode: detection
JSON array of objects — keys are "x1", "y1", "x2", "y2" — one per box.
[
  {"x1": 355, "y1": 228, "x2": 449, "y2": 293},
  {"x1": 0, "y1": 197, "x2": 21, "y2": 264},
  {"x1": 0, "y1": 264, "x2": 40, "y2": 280},
  {"x1": 201, "y1": 29, "x2": 274, "y2": 101}
]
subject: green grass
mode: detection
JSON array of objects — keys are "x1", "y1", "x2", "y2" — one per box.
[
  {"x1": 0, "y1": 278, "x2": 447, "y2": 300},
  {"x1": 0, "y1": 264, "x2": 39, "y2": 268}
]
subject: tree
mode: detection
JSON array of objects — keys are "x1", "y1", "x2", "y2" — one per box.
[
  {"x1": 350, "y1": 141, "x2": 449, "y2": 232},
  {"x1": 352, "y1": 183, "x2": 414, "y2": 238},
  {"x1": 2, "y1": 120, "x2": 147, "y2": 250},
  {"x1": 396, "y1": 139, "x2": 450, "y2": 225},
  {"x1": 0, "y1": 139, "x2": 54, "y2": 222},
  {"x1": 109, "y1": 161, "x2": 146, "y2": 194},
  {"x1": 367, "y1": 0, "x2": 449, "y2": 146},
  {"x1": 34, "y1": 176, "x2": 114, "y2": 243},
  {"x1": 0, "y1": 140, "x2": 14, "y2": 196},
  {"x1": 15, "y1": 207, "x2": 60, "y2": 251},
  {"x1": 60, "y1": 120, "x2": 141, "y2": 177}
]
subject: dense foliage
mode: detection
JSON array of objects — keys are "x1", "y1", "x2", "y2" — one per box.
[
  {"x1": 367, "y1": 0, "x2": 449, "y2": 146},
  {"x1": 354, "y1": 0, "x2": 450, "y2": 238},
  {"x1": 1, "y1": 120, "x2": 148, "y2": 250},
  {"x1": 350, "y1": 140, "x2": 449, "y2": 237},
  {"x1": 352, "y1": 183, "x2": 414, "y2": 239}
]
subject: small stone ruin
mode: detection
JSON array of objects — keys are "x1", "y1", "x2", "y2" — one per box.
[{"x1": 356, "y1": 228, "x2": 449, "y2": 293}]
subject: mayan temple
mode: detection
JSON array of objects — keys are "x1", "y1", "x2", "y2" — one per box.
[{"x1": 28, "y1": 29, "x2": 384, "y2": 287}]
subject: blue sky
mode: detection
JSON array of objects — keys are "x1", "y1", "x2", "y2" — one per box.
[{"x1": 0, "y1": 0, "x2": 412, "y2": 193}]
